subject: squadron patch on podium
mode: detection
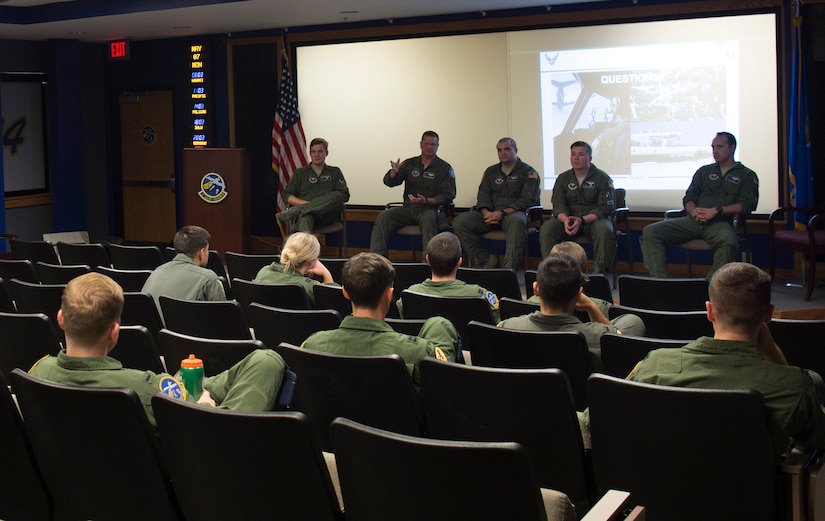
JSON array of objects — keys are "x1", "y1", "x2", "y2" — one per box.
[{"x1": 198, "y1": 172, "x2": 228, "y2": 203}]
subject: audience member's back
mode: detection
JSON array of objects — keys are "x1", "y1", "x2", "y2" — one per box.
[
  {"x1": 395, "y1": 232, "x2": 500, "y2": 322},
  {"x1": 141, "y1": 225, "x2": 226, "y2": 313}
]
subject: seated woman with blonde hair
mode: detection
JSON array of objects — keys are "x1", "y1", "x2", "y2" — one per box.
[{"x1": 253, "y1": 232, "x2": 337, "y2": 305}]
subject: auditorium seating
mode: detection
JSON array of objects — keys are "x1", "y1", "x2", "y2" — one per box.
[
  {"x1": 587, "y1": 373, "x2": 777, "y2": 521},
  {"x1": 109, "y1": 325, "x2": 165, "y2": 373},
  {"x1": 152, "y1": 396, "x2": 343, "y2": 521},
  {"x1": 420, "y1": 359, "x2": 597, "y2": 512},
  {"x1": 55, "y1": 242, "x2": 111, "y2": 268},
  {"x1": 274, "y1": 343, "x2": 423, "y2": 451},
  {"x1": 224, "y1": 252, "x2": 280, "y2": 282},
  {"x1": 599, "y1": 333, "x2": 686, "y2": 379},
  {"x1": 617, "y1": 274, "x2": 708, "y2": 311},
  {"x1": 158, "y1": 329, "x2": 262, "y2": 375},
  {"x1": 0, "y1": 259, "x2": 39, "y2": 283},
  {"x1": 468, "y1": 321, "x2": 593, "y2": 409},
  {"x1": 247, "y1": 303, "x2": 341, "y2": 348},
  {"x1": 9, "y1": 239, "x2": 60, "y2": 265},
  {"x1": 457, "y1": 266, "x2": 521, "y2": 300},
  {"x1": 330, "y1": 416, "x2": 557, "y2": 521},
  {"x1": 231, "y1": 278, "x2": 311, "y2": 311},
  {"x1": 106, "y1": 243, "x2": 165, "y2": 270},
  {"x1": 0, "y1": 312, "x2": 61, "y2": 381},
  {"x1": 768, "y1": 318, "x2": 825, "y2": 377},
  {"x1": 158, "y1": 296, "x2": 251, "y2": 341},
  {"x1": 94, "y1": 266, "x2": 153, "y2": 292},
  {"x1": 34, "y1": 261, "x2": 90, "y2": 284},
  {"x1": 608, "y1": 304, "x2": 712, "y2": 340},
  {"x1": 11, "y1": 369, "x2": 182, "y2": 521},
  {"x1": 0, "y1": 373, "x2": 52, "y2": 521}
]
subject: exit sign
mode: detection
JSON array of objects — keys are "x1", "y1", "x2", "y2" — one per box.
[{"x1": 109, "y1": 40, "x2": 130, "y2": 60}]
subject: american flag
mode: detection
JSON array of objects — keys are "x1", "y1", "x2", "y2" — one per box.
[{"x1": 272, "y1": 49, "x2": 308, "y2": 213}]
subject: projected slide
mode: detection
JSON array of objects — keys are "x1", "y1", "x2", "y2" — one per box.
[{"x1": 540, "y1": 41, "x2": 739, "y2": 192}]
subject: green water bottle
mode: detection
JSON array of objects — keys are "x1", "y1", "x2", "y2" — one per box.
[{"x1": 180, "y1": 354, "x2": 204, "y2": 400}]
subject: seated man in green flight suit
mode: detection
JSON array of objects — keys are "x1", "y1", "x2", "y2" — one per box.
[
  {"x1": 30, "y1": 272, "x2": 287, "y2": 427},
  {"x1": 302, "y1": 252, "x2": 458, "y2": 391},
  {"x1": 396, "y1": 231, "x2": 500, "y2": 323}
]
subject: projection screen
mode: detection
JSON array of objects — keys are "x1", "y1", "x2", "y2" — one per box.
[{"x1": 297, "y1": 12, "x2": 778, "y2": 213}]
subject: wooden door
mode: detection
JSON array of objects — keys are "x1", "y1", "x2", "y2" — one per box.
[{"x1": 119, "y1": 90, "x2": 177, "y2": 243}]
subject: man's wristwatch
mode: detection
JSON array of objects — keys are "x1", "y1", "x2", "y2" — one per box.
[{"x1": 716, "y1": 206, "x2": 724, "y2": 216}]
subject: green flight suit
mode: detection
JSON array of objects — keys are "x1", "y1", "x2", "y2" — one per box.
[
  {"x1": 641, "y1": 162, "x2": 759, "y2": 279},
  {"x1": 282, "y1": 164, "x2": 350, "y2": 232},
  {"x1": 453, "y1": 159, "x2": 541, "y2": 269},
  {"x1": 497, "y1": 311, "x2": 645, "y2": 371},
  {"x1": 627, "y1": 337, "x2": 825, "y2": 459},
  {"x1": 540, "y1": 164, "x2": 616, "y2": 272},
  {"x1": 30, "y1": 349, "x2": 286, "y2": 426},
  {"x1": 397, "y1": 278, "x2": 501, "y2": 323},
  {"x1": 370, "y1": 155, "x2": 456, "y2": 257},
  {"x1": 253, "y1": 262, "x2": 321, "y2": 306},
  {"x1": 301, "y1": 315, "x2": 457, "y2": 391},
  {"x1": 141, "y1": 253, "x2": 226, "y2": 317}
]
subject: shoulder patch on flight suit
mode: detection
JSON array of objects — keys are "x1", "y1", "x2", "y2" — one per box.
[
  {"x1": 449, "y1": 169, "x2": 455, "y2": 179},
  {"x1": 434, "y1": 347, "x2": 447, "y2": 361},
  {"x1": 158, "y1": 376, "x2": 186, "y2": 400},
  {"x1": 528, "y1": 170, "x2": 538, "y2": 179},
  {"x1": 486, "y1": 291, "x2": 499, "y2": 309}
]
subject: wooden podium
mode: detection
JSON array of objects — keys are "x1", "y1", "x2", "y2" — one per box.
[{"x1": 182, "y1": 148, "x2": 250, "y2": 254}]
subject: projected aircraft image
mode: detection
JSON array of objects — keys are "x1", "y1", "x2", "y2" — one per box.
[{"x1": 540, "y1": 42, "x2": 738, "y2": 192}]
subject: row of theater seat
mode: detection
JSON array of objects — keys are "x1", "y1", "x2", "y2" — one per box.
[
  {"x1": 2, "y1": 244, "x2": 825, "y2": 518},
  {"x1": 6, "y1": 341, "x2": 820, "y2": 521}
]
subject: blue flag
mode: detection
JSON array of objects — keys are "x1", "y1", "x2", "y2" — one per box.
[{"x1": 789, "y1": 1, "x2": 814, "y2": 229}]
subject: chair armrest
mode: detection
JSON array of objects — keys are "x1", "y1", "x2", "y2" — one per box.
[
  {"x1": 614, "y1": 207, "x2": 630, "y2": 228},
  {"x1": 386, "y1": 201, "x2": 405, "y2": 210},
  {"x1": 526, "y1": 205, "x2": 544, "y2": 225},
  {"x1": 809, "y1": 212, "x2": 825, "y2": 230},
  {"x1": 664, "y1": 208, "x2": 686, "y2": 219},
  {"x1": 783, "y1": 448, "x2": 825, "y2": 521},
  {"x1": 0, "y1": 233, "x2": 18, "y2": 240},
  {"x1": 581, "y1": 489, "x2": 645, "y2": 521},
  {"x1": 768, "y1": 206, "x2": 824, "y2": 234}
]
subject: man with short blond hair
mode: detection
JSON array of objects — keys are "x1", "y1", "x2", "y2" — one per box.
[
  {"x1": 277, "y1": 137, "x2": 350, "y2": 236},
  {"x1": 30, "y1": 272, "x2": 287, "y2": 426}
]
